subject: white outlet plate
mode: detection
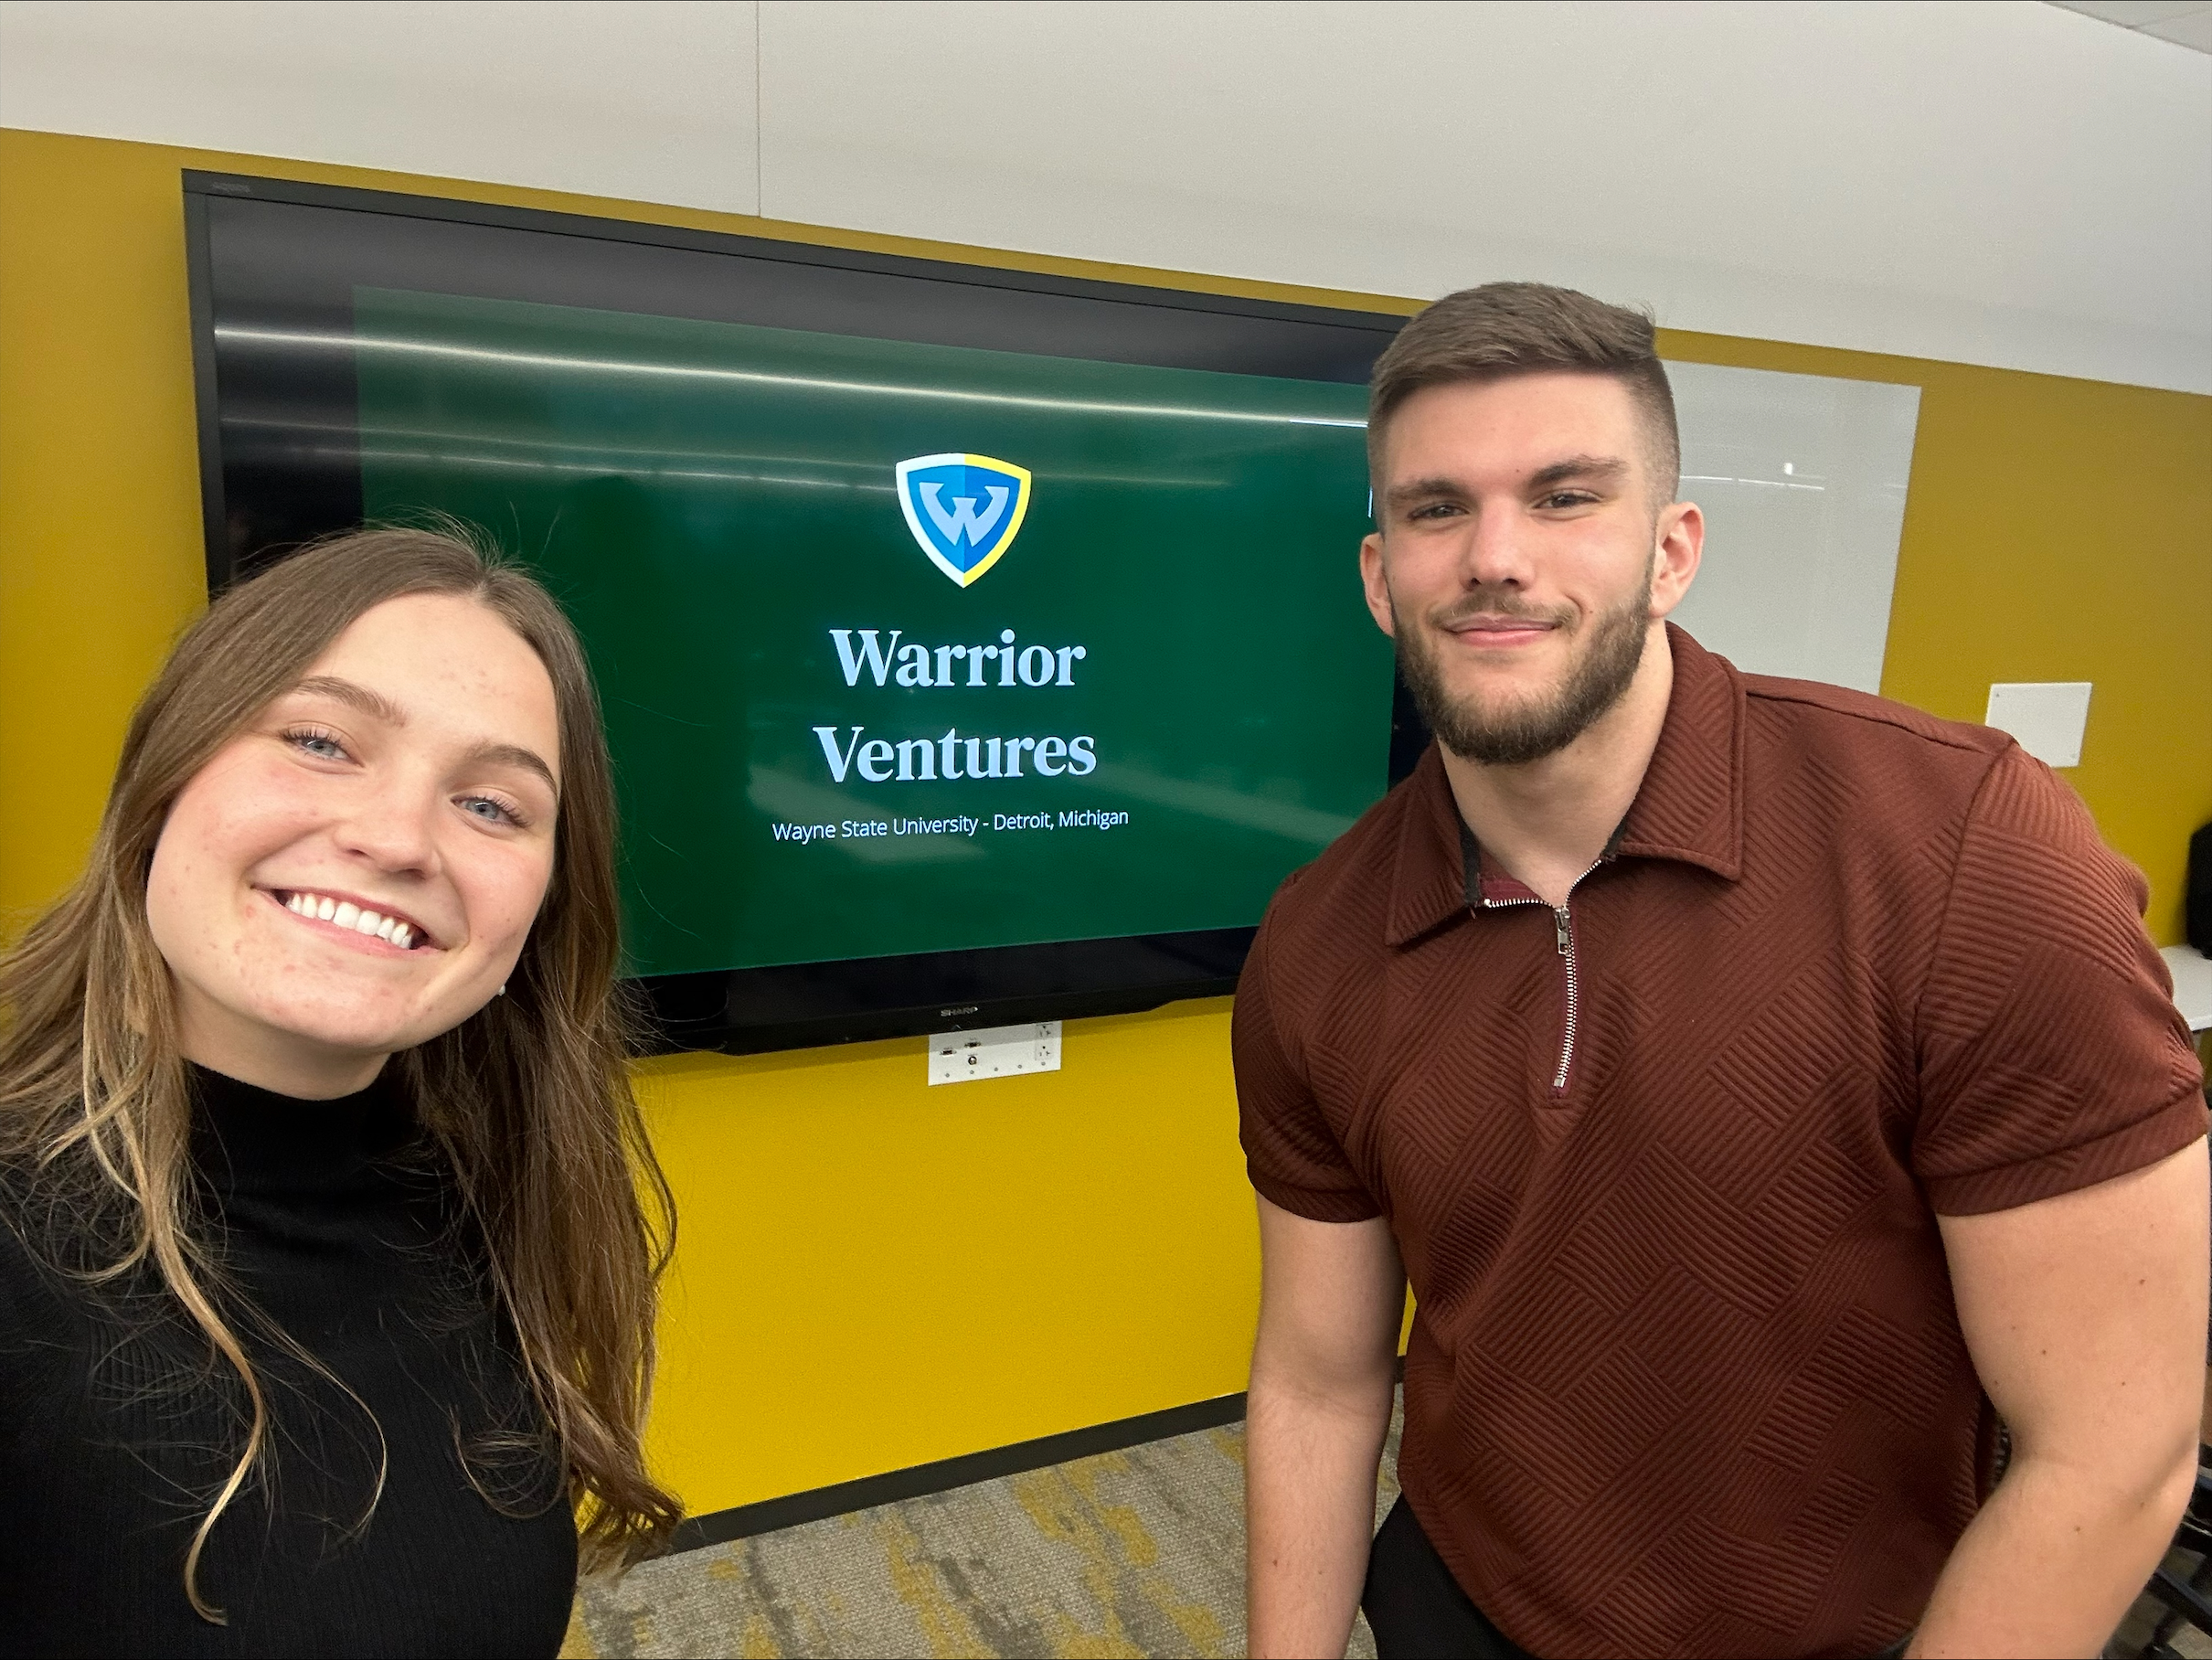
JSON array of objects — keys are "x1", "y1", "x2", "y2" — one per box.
[
  {"x1": 1985, "y1": 681, "x2": 2092, "y2": 769},
  {"x1": 928, "y1": 1020, "x2": 1062, "y2": 1086}
]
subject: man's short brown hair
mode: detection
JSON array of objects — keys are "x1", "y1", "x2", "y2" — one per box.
[{"x1": 1368, "y1": 282, "x2": 1680, "y2": 504}]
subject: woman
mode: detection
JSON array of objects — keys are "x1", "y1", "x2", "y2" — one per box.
[{"x1": 0, "y1": 527, "x2": 678, "y2": 1656}]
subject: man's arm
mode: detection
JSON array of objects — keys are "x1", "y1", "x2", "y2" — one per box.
[
  {"x1": 1914, "y1": 1139, "x2": 2208, "y2": 1658},
  {"x1": 1246, "y1": 1195, "x2": 1406, "y2": 1660}
]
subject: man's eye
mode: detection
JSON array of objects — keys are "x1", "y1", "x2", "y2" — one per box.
[
  {"x1": 1539, "y1": 491, "x2": 1599, "y2": 510},
  {"x1": 1408, "y1": 502, "x2": 1462, "y2": 521}
]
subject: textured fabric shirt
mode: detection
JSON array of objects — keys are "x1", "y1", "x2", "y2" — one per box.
[
  {"x1": 0, "y1": 1065, "x2": 576, "y2": 1658},
  {"x1": 1237, "y1": 625, "x2": 2206, "y2": 1660}
]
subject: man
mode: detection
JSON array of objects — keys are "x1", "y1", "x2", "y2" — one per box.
[{"x1": 1237, "y1": 282, "x2": 2207, "y2": 1659}]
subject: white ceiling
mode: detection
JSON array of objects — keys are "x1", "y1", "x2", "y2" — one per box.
[
  {"x1": 1, "y1": 2, "x2": 2207, "y2": 395},
  {"x1": 2049, "y1": 0, "x2": 2212, "y2": 54}
]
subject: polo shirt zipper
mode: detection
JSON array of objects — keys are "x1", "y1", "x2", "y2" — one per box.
[{"x1": 1479, "y1": 855, "x2": 1604, "y2": 1098}]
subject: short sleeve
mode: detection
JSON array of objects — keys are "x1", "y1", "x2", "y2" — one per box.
[
  {"x1": 1234, "y1": 884, "x2": 1383, "y2": 1223},
  {"x1": 1914, "y1": 746, "x2": 2207, "y2": 1215}
]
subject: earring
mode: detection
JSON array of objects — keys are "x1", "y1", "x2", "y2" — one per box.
[{"x1": 497, "y1": 984, "x2": 507, "y2": 996}]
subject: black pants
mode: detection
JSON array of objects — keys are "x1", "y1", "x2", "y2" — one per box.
[
  {"x1": 1362, "y1": 1495, "x2": 1531, "y2": 1659},
  {"x1": 1360, "y1": 1495, "x2": 1914, "y2": 1659}
]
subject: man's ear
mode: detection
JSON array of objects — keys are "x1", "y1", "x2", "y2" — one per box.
[
  {"x1": 1358, "y1": 531, "x2": 1398, "y2": 638},
  {"x1": 1647, "y1": 499, "x2": 1704, "y2": 621}
]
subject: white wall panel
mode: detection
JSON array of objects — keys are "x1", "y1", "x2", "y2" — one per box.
[
  {"x1": 1664, "y1": 363, "x2": 1921, "y2": 694},
  {"x1": 758, "y1": 0, "x2": 2212, "y2": 393},
  {"x1": 4, "y1": 0, "x2": 2207, "y2": 393},
  {"x1": 0, "y1": 0, "x2": 760, "y2": 215}
]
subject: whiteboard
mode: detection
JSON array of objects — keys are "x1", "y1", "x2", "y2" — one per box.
[{"x1": 1663, "y1": 361, "x2": 1921, "y2": 694}]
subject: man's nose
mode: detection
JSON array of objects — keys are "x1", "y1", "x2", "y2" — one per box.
[{"x1": 1457, "y1": 506, "x2": 1535, "y2": 591}]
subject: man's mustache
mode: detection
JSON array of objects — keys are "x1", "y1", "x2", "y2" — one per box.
[{"x1": 1424, "y1": 592, "x2": 1575, "y2": 632}]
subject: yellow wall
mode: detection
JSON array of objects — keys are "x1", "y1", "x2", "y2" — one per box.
[
  {"x1": 1669, "y1": 328, "x2": 2212, "y2": 937},
  {"x1": 5, "y1": 128, "x2": 2207, "y2": 1518}
]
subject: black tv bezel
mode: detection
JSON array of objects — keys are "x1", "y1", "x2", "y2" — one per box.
[{"x1": 182, "y1": 169, "x2": 1420, "y2": 1056}]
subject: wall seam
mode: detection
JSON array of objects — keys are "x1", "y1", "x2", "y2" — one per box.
[{"x1": 753, "y1": 0, "x2": 764, "y2": 219}]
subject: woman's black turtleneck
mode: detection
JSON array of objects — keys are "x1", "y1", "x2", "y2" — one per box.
[{"x1": 0, "y1": 1065, "x2": 576, "y2": 1658}]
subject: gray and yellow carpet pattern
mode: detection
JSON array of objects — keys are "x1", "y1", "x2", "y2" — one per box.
[
  {"x1": 565, "y1": 1399, "x2": 2197, "y2": 1658},
  {"x1": 564, "y1": 1410, "x2": 1398, "y2": 1660}
]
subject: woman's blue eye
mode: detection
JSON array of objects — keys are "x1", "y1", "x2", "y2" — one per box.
[
  {"x1": 460, "y1": 796, "x2": 518, "y2": 826},
  {"x1": 288, "y1": 729, "x2": 347, "y2": 761}
]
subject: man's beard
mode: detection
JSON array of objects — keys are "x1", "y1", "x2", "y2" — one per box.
[{"x1": 1394, "y1": 574, "x2": 1653, "y2": 766}]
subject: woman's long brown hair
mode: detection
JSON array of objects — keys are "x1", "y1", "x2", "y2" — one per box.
[{"x1": 0, "y1": 527, "x2": 679, "y2": 1618}]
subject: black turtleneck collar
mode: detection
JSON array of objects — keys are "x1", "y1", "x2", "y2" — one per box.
[{"x1": 188, "y1": 1062, "x2": 418, "y2": 1197}]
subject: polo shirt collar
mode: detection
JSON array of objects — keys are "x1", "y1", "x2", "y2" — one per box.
[{"x1": 1383, "y1": 622, "x2": 1746, "y2": 947}]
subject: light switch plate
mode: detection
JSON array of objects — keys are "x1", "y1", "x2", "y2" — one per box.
[
  {"x1": 928, "y1": 1021, "x2": 1062, "y2": 1085},
  {"x1": 1984, "y1": 682, "x2": 2091, "y2": 769}
]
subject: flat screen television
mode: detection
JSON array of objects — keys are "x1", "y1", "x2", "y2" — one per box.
[{"x1": 184, "y1": 172, "x2": 1414, "y2": 1053}]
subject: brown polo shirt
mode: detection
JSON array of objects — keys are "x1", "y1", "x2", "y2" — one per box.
[{"x1": 1237, "y1": 624, "x2": 2206, "y2": 1660}]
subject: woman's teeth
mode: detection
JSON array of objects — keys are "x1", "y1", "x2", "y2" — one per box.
[{"x1": 283, "y1": 890, "x2": 418, "y2": 949}]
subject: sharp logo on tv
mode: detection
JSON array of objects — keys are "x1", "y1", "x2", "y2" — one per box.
[{"x1": 894, "y1": 453, "x2": 1033, "y2": 587}]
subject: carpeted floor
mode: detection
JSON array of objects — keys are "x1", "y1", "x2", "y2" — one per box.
[
  {"x1": 562, "y1": 1405, "x2": 1400, "y2": 1660},
  {"x1": 564, "y1": 1396, "x2": 2200, "y2": 1659}
]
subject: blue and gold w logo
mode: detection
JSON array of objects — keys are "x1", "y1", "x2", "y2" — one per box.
[{"x1": 894, "y1": 453, "x2": 1033, "y2": 587}]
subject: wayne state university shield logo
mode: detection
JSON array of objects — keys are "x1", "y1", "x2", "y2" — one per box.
[{"x1": 894, "y1": 453, "x2": 1032, "y2": 587}]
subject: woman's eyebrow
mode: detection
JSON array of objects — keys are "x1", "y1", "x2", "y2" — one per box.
[
  {"x1": 292, "y1": 675, "x2": 408, "y2": 725},
  {"x1": 463, "y1": 741, "x2": 559, "y2": 797},
  {"x1": 292, "y1": 676, "x2": 558, "y2": 796}
]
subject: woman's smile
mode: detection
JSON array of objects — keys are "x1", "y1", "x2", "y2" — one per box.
[{"x1": 261, "y1": 885, "x2": 441, "y2": 953}]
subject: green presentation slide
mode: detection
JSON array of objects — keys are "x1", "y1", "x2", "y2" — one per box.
[{"x1": 355, "y1": 289, "x2": 1395, "y2": 974}]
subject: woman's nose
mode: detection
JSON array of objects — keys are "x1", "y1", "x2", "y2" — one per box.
[{"x1": 333, "y1": 787, "x2": 440, "y2": 875}]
